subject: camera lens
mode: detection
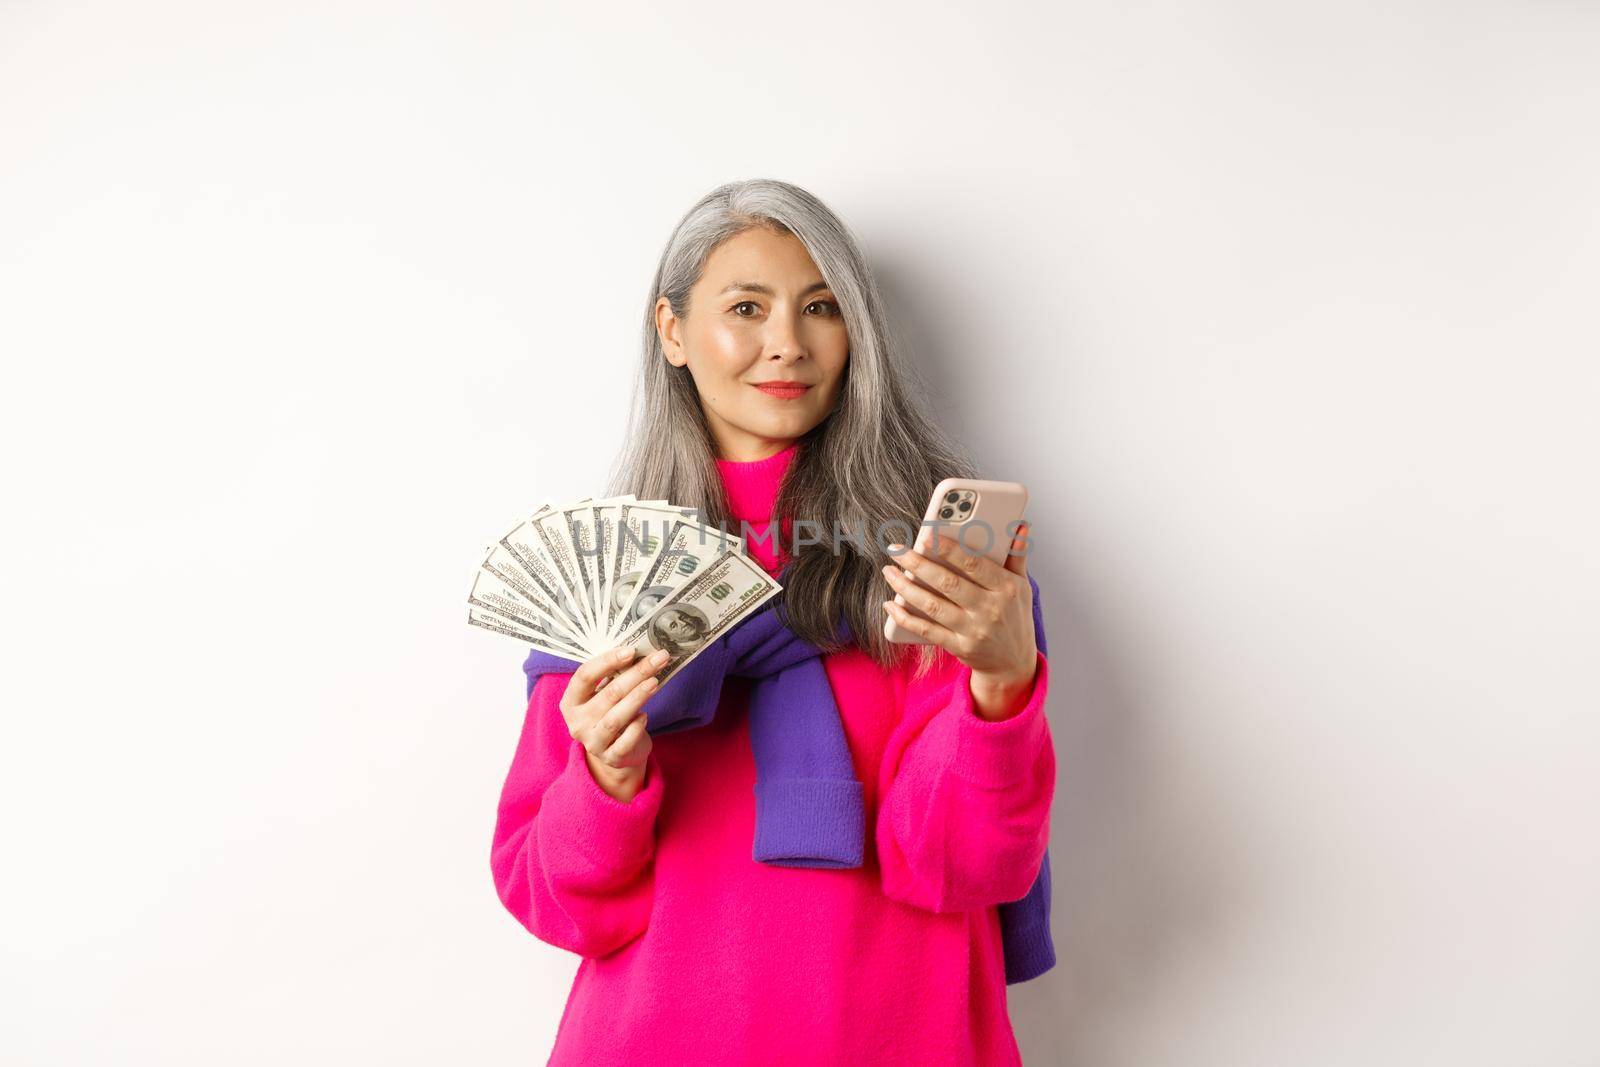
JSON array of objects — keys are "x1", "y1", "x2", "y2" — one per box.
[
  {"x1": 945, "y1": 491, "x2": 959, "y2": 504},
  {"x1": 939, "y1": 506, "x2": 954, "y2": 519},
  {"x1": 957, "y1": 500, "x2": 971, "y2": 512}
]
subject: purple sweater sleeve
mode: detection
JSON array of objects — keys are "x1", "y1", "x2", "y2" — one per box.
[{"x1": 489, "y1": 671, "x2": 665, "y2": 959}]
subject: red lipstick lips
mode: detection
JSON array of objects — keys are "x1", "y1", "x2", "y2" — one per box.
[{"x1": 753, "y1": 381, "x2": 811, "y2": 399}]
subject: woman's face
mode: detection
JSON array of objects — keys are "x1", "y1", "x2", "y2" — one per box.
[{"x1": 656, "y1": 226, "x2": 850, "y2": 461}]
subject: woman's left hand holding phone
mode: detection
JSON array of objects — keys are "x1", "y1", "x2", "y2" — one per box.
[{"x1": 880, "y1": 522, "x2": 1039, "y2": 719}]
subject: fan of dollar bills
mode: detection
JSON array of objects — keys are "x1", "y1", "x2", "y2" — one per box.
[{"x1": 468, "y1": 497, "x2": 783, "y2": 690}]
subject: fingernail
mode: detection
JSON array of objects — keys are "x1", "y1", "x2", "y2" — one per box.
[
  {"x1": 614, "y1": 647, "x2": 633, "y2": 660},
  {"x1": 887, "y1": 543, "x2": 904, "y2": 552},
  {"x1": 650, "y1": 649, "x2": 670, "y2": 666}
]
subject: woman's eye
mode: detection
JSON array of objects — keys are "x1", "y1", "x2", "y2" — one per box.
[{"x1": 731, "y1": 299, "x2": 837, "y2": 317}]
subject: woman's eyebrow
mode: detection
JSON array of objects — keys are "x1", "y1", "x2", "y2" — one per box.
[{"x1": 718, "y1": 281, "x2": 832, "y2": 297}]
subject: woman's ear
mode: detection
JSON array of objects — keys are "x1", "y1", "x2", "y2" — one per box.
[{"x1": 656, "y1": 296, "x2": 687, "y2": 367}]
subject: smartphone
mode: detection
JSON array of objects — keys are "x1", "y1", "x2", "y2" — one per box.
[{"x1": 883, "y1": 478, "x2": 1029, "y2": 645}]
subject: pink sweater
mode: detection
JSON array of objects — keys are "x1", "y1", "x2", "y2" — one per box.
[{"x1": 490, "y1": 443, "x2": 1056, "y2": 1065}]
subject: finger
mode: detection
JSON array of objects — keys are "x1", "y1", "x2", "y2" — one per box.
[
  {"x1": 1005, "y1": 521, "x2": 1031, "y2": 577},
  {"x1": 885, "y1": 541, "x2": 986, "y2": 609},
  {"x1": 883, "y1": 597, "x2": 968, "y2": 657},
  {"x1": 569, "y1": 645, "x2": 636, "y2": 704},
  {"x1": 594, "y1": 661, "x2": 662, "y2": 737},
  {"x1": 585, "y1": 703, "x2": 635, "y2": 757},
  {"x1": 927, "y1": 530, "x2": 1012, "y2": 592},
  {"x1": 590, "y1": 648, "x2": 669, "y2": 714},
  {"x1": 882, "y1": 562, "x2": 967, "y2": 631},
  {"x1": 587, "y1": 668, "x2": 657, "y2": 750},
  {"x1": 602, "y1": 713, "x2": 651, "y2": 763}
]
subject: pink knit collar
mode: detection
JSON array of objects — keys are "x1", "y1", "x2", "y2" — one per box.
[{"x1": 715, "y1": 441, "x2": 800, "y2": 522}]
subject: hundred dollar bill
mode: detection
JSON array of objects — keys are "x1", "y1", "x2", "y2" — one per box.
[
  {"x1": 604, "y1": 512, "x2": 744, "y2": 645},
  {"x1": 567, "y1": 501, "x2": 611, "y2": 639},
  {"x1": 600, "y1": 504, "x2": 687, "y2": 642},
  {"x1": 597, "y1": 499, "x2": 733, "y2": 644},
  {"x1": 465, "y1": 493, "x2": 766, "y2": 665},
  {"x1": 467, "y1": 567, "x2": 588, "y2": 659},
  {"x1": 496, "y1": 510, "x2": 590, "y2": 643},
  {"x1": 614, "y1": 547, "x2": 782, "y2": 689},
  {"x1": 466, "y1": 604, "x2": 585, "y2": 662},
  {"x1": 558, "y1": 499, "x2": 612, "y2": 642},
  {"x1": 573, "y1": 496, "x2": 663, "y2": 641},
  {"x1": 593, "y1": 502, "x2": 624, "y2": 644},
  {"x1": 502, "y1": 502, "x2": 597, "y2": 644},
  {"x1": 478, "y1": 541, "x2": 588, "y2": 647},
  {"x1": 592, "y1": 499, "x2": 732, "y2": 643}
]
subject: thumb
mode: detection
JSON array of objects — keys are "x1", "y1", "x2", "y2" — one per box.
[{"x1": 1005, "y1": 521, "x2": 1030, "y2": 578}]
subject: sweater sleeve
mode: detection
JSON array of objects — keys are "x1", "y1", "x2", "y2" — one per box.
[
  {"x1": 874, "y1": 590, "x2": 1055, "y2": 915},
  {"x1": 490, "y1": 670, "x2": 665, "y2": 959}
]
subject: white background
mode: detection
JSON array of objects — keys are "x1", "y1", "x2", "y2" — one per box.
[{"x1": 3, "y1": 2, "x2": 1596, "y2": 1064}]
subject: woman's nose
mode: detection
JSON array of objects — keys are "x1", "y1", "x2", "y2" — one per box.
[{"x1": 763, "y1": 315, "x2": 808, "y2": 361}]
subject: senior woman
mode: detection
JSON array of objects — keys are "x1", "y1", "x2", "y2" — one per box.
[{"x1": 490, "y1": 178, "x2": 1055, "y2": 1066}]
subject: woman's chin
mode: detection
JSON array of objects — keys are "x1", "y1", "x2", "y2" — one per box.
[{"x1": 739, "y1": 410, "x2": 825, "y2": 439}]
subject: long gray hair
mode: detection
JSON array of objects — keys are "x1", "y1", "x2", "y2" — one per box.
[{"x1": 605, "y1": 178, "x2": 978, "y2": 673}]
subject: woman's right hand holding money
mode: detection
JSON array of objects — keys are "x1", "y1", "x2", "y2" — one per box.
[{"x1": 559, "y1": 645, "x2": 670, "y2": 802}]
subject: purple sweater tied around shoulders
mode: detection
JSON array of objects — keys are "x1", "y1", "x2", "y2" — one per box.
[{"x1": 520, "y1": 567, "x2": 1056, "y2": 985}]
